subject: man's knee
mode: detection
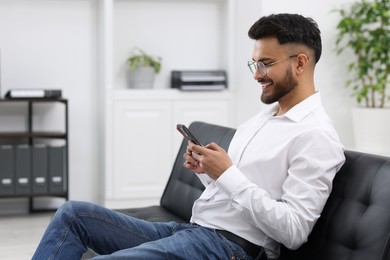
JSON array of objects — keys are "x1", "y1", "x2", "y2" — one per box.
[{"x1": 54, "y1": 200, "x2": 95, "y2": 221}]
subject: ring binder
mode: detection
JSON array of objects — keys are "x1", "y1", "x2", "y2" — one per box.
[
  {"x1": 0, "y1": 145, "x2": 14, "y2": 195},
  {"x1": 15, "y1": 145, "x2": 31, "y2": 195}
]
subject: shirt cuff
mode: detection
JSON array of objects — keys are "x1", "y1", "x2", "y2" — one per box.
[
  {"x1": 216, "y1": 165, "x2": 250, "y2": 196},
  {"x1": 195, "y1": 173, "x2": 213, "y2": 186}
]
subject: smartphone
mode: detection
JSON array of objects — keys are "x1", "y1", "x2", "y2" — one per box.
[{"x1": 176, "y1": 124, "x2": 203, "y2": 146}]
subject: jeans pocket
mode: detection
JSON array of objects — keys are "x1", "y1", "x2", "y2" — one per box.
[{"x1": 216, "y1": 232, "x2": 252, "y2": 260}]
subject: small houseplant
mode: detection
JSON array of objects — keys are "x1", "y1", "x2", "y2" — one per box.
[
  {"x1": 334, "y1": 0, "x2": 389, "y2": 108},
  {"x1": 127, "y1": 47, "x2": 162, "y2": 89},
  {"x1": 334, "y1": 0, "x2": 390, "y2": 155}
]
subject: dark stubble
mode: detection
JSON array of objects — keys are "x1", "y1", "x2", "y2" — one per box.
[{"x1": 261, "y1": 65, "x2": 298, "y2": 104}]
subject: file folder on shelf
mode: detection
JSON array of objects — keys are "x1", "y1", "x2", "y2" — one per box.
[
  {"x1": 48, "y1": 145, "x2": 67, "y2": 194},
  {"x1": 0, "y1": 145, "x2": 15, "y2": 195},
  {"x1": 32, "y1": 144, "x2": 48, "y2": 194},
  {"x1": 15, "y1": 145, "x2": 31, "y2": 195}
]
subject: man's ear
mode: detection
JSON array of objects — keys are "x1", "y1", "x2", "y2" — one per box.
[{"x1": 295, "y1": 53, "x2": 310, "y2": 75}]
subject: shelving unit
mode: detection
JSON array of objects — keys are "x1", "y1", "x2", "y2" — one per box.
[
  {"x1": 99, "y1": 0, "x2": 236, "y2": 92},
  {"x1": 0, "y1": 98, "x2": 68, "y2": 212},
  {"x1": 98, "y1": 0, "x2": 237, "y2": 208}
]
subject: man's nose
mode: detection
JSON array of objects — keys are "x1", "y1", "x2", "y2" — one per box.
[{"x1": 253, "y1": 69, "x2": 264, "y2": 81}]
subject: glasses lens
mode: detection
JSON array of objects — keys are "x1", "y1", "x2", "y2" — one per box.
[
  {"x1": 256, "y1": 62, "x2": 266, "y2": 76},
  {"x1": 247, "y1": 61, "x2": 257, "y2": 74},
  {"x1": 247, "y1": 61, "x2": 266, "y2": 76}
]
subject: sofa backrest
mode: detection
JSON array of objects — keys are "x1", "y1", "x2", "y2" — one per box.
[
  {"x1": 279, "y1": 150, "x2": 390, "y2": 260},
  {"x1": 160, "y1": 121, "x2": 390, "y2": 259},
  {"x1": 160, "y1": 121, "x2": 235, "y2": 222}
]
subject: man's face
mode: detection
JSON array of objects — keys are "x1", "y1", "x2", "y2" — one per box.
[{"x1": 251, "y1": 37, "x2": 298, "y2": 104}]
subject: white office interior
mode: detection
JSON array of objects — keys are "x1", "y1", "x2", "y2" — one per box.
[{"x1": 0, "y1": 0, "x2": 380, "y2": 214}]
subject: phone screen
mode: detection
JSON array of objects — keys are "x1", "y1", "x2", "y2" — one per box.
[{"x1": 176, "y1": 124, "x2": 203, "y2": 146}]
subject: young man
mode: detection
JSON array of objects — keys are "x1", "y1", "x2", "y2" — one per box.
[{"x1": 33, "y1": 14, "x2": 345, "y2": 260}]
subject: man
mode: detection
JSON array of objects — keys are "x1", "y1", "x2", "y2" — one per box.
[{"x1": 33, "y1": 13, "x2": 345, "y2": 260}]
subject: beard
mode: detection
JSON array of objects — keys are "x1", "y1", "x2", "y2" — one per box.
[{"x1": 260, "y1": 66, "x2": 298, "y2": 104}]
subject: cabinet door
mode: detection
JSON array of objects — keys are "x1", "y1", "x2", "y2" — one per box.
[
  {"x1": 173, "y1": 100, "x2": 230, "y2": 152},
  {"x1": 111, "y1": 101, "x2": 173, "y2": 203}
]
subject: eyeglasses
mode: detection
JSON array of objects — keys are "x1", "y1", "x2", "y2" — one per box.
[{"x1": 247, "y1": 55, "x2": 298, "y2": 76}]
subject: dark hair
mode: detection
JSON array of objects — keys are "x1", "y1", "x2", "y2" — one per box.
[{"x1": 248, "y1": 13, "x2": 322, "y2": 63}]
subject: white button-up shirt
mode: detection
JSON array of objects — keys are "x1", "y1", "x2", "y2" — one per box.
[{"x1": 190, "y1": 92, "x2": 345, "y2": 258}]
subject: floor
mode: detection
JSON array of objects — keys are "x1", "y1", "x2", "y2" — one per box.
[{"x1": 0, "y1": 212, "x2": 53, "y2": 259}]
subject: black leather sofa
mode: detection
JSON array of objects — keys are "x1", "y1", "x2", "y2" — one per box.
[{"x1": 118, "y1": 121, "x2": 390, "y2": 260}]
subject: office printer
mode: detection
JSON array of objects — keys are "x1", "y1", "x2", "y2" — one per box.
[{"x1": 171, "y1": 70, "x2": 227, "y2": 91}]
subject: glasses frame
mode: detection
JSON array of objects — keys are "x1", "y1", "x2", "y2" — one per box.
[{"x1": 247, "y1": 54, "x2": 298, "y2": 76}]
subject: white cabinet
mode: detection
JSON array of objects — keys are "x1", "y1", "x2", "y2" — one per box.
[
  {"x1": 99, "y1": 0, "x2": 236, "y2": 208},
  {"x1": 173, "y1": 100, "x2": 231, "y2": 150},
  {"x1": 111, "y1": 100, "x2": 172, "y2": 202},
  {"x1": 104, "y1": 90, "x2": 232, "y2": 208}
]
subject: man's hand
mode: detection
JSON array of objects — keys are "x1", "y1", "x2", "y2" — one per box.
[{"x1": 183, "y1": 142, "x2": 233, "y2": 180}]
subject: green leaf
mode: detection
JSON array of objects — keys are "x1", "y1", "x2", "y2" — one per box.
[
  {"x1": 127, "y1": 47, "x2": 162, "y2": 74},
  {"x1": 333, "y1": 0, "x2": 389, "y2": 107}
]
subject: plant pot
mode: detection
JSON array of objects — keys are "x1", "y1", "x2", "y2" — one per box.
[
  {"x1": 351, "y1": 107, "x2": 390, "y2": 156},
  {"x1": 129, "y1": 67, "x2": 156, "y2": 89}
]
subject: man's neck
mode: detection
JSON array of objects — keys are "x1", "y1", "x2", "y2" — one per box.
[{"x1": 276, "y1": 88, "x2": 315, "y2": 116}]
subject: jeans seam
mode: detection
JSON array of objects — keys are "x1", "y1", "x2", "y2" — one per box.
[
  {"x1": 49, "y1": 213, "x2": 156, "y2": 259},
  {"x1": 48, "y1": 215, "x2": 74, "y2": 260},
  {"x1": 81, "y1": 213, "x2": 154, "y2": 241}
]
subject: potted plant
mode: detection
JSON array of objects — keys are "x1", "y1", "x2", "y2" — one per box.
[
  {"x1": 334, "y1": 0, "x2": 390, "y2": 155},
  {"x1": 127, "y1": 47, "x2": 162, "y2": 89}
]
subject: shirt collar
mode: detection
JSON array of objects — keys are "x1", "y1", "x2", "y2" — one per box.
[{"x1": 266, "y1": 92, "x2": 322, "y2": 122}]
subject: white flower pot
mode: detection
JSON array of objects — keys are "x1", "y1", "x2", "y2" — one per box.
[
  {"x1": 129, "y1": 67, "x2": 156, "y2": 89},
  {"x1": 352, "y1": 107, "x2": 390, "y2": 156}
]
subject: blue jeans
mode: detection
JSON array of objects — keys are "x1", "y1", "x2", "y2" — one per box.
[{"x1": 32, "y1": 201, "x2": 252, "y2": 259}]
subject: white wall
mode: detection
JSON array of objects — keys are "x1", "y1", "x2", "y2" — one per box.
[
  {"x1": 0, "y1": 0, "x2": 100, "y2": 211},
  {"x1": 0, "y1": 0, "x2": 356, "y2": 211},
  {"x1": 233, "y1": 0, "x2": 355, "y2": 149},
  {"x1": 113, "y1": 0, "x2": 227, "y2": 90}
]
